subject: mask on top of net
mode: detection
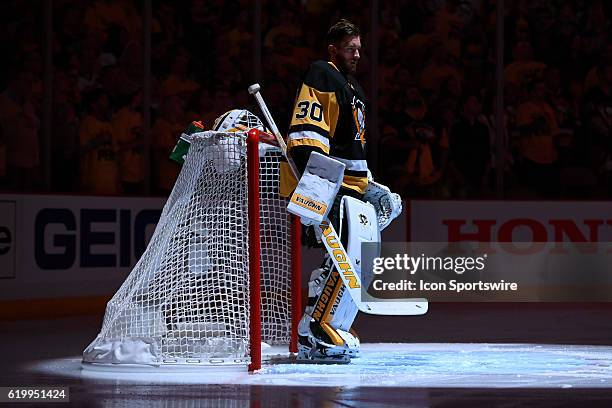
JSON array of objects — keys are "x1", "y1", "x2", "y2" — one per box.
[{"x1": 212, "y1": 109, "x2": 265, "y2": 132}]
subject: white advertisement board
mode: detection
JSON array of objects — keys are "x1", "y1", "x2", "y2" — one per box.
[
  {"x1": 4, "y1": 197, "x2": 611, "y2": 301},
  {"x1": 0, "y1": 194, "x2": 165, "y2": 300}
]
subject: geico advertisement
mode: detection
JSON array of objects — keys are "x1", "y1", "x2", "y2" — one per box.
[
  {"x1": 410, "y1": 200, "x2": 612, "y2": 244},
  {"x1": 0, "y1": 194, "x2": 165, "y2": 299}
]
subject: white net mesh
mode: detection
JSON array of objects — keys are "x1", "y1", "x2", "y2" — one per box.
[{"x1": 83, "y1": 131, "x2": 293, "y2": 367}]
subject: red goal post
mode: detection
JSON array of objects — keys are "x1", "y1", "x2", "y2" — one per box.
[{"x1": 247, "y1": 128, "x2": 302, "y2": 370}]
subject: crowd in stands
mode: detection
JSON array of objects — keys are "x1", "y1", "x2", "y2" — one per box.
[
  {"x1": 0, "y1": 0, "x2": 610, "y2": 199},
  {"x1": 377, "y1": 0, "x2": 612, "y2": 199}
]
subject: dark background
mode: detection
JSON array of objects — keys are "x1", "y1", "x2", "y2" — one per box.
[
  {"x1": 1, "y1": 0, "x2": 610, "y2": 199},
  {"x1": 1, "y1": 4, "x2": 612, "y2": 405}
]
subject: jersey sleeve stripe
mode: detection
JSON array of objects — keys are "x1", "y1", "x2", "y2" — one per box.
[
  {"x1": 344, "y1": 169, "x2": 368, "y2": 177},
  {"x1": 288, "y1": 123, "x2": 330, "y2": 138},
  {"x1": 330, "y1": 156, "x2": 368, "y2": 172},
  {"x1": 287, "y1": 138, "x2": 330, "y2": 154},
  {"x1": 288, "y1": 130, "x2": 331, "y2": 148}
]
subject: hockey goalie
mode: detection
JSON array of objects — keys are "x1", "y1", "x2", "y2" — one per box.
[{"x1": 280, "y1": 20, "x2": 403, "y2": 364}]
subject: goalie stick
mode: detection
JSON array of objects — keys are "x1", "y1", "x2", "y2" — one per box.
[{"x1": 248, "y1": 83, "x2": 427, "y2": 315}]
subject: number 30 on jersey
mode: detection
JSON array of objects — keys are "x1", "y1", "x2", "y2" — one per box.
[{"x1": 295, "y1": 101, "x2": 323, "y2": 122}]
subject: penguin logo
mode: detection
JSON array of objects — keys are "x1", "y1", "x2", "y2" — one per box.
[
  {"x1": 358, "y1": 213, "x2": 369, "y2": 226},
  {"x1": 352, "y1": 96, "x2": 366, "y2": 145}
]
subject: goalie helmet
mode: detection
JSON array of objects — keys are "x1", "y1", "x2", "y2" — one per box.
[{"x1": 212, "y1": 109, "x2": 265, "y2": 132}]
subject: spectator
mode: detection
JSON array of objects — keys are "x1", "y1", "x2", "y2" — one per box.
[
  {"x1": 583, "y1": 2, "x2": 609, "y2": 66},
  {"x1": 265, "y1": 33, "x2": 301, "y2": 87},
  {"x1": 549, "y1": 3, "x2": 580, "y2": 68},
  {"x1": 112, "y1": 88, "x2": 144, "y2": 195},
  {"x1": 118, "y1": 40, "x2": 145, "y2": 98},
  {"x1": 0, "y1": 69, "x2": 40, "y2": 191},
  {"x1": 83, "y1": 0, "x2": 142, "y2": 44},
  {"x1": 186, "y1": 87, "x2": 217, "y2": 126},
  {"x1": 584, "y1": 45, "x2": 612, "y2": 94},
  {"x1": 462, "y1": 35, "x2": 490, "y2": 94},
  {"x1": 420, "y1": 42, "x2": 463, "y2": 101},
  {"x1": 449, "y1": 94, "x2": 491, "y2": 197},
  {"x1": 218, "y1": 10, "x2": 252, "y2": 59},
  {"x1": 263, "y1": 8, "x2": 302, "y2": 50},
  {"x1": 504, "y1": 41, "x2": 547, "y2": 93},
  {"x1": 515, "y1": 78, "x2": 561, "y2": 197},
  {"x1": 378, "y1": 37, "x2": 402, "y2": 96},
  {"x1": 152, "y1": 95, "x2": 183, "y2": 195},
  {"x1": 380, "y1": 88, "x2": 446, "y2": 198},
  {"x1": 79, "y1": 89, "x2": 119, "y2": 195},
  {"x1": 434, "y1": 0, "x2": 464, "y2": 61},
  {"x1": 584, "y1": 81, "x2": 612, "y2": 191},
  {"x1": 78, "y1": 33, "x2": 104, "y2": 92},
  {"x1": 210, "y1": 87, "x2": 234, "y2": 118},
  {"x1": 161, "y1": 48, "x2": 201, "y2": 100},
  {"x1": 481, "y1": 91, "x2": 514, "y2": 192},
  {"x1": 52, "y1": 70, "x2": 80, "y2": 192}
]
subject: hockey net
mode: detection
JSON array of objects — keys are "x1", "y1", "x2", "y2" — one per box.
[{"x1": 83, "y1": 130, "x2": 300, "y2": 370}]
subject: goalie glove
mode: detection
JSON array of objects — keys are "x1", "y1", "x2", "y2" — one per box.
[{"x1": 362, "y1": 180, "x2": 403, "y2": 230}]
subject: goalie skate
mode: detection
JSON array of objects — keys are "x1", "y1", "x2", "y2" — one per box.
[
  {"x1": 296, "y1": 315, "x2": 360, "y2": 364},
  {"x1": 297, "y1": 332, "x2": 351, "y2": 364}
]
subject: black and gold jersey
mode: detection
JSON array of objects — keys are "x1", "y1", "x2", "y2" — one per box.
[{"x1": 281, "y1": 60, "x2": 368, "y2": 196}]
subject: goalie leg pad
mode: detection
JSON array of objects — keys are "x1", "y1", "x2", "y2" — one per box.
[
  {"x1": 297, "y1": 269, "x2": 362, "y2": 361},
  {"x1": 297, "y1": 197, "x2": 378, "y2": 362},
  {"x1": 298, "y1": 264, "x2": 356, "y2": 362}
]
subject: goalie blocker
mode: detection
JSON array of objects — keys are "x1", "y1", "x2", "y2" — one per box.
[{"x1": 287, "y1": 152, "x2": 345, "y2": 226}]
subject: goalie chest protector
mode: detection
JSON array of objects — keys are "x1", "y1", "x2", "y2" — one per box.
[{"x1": 285, "y1": 60, "x2": 368, "y2": 195}]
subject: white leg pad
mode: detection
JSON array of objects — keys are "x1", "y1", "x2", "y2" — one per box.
[{"x1": 297, "y1": 197, "x2": 380, "y2": 362}]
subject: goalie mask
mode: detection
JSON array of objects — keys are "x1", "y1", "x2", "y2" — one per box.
[{"x1": 212, "y1": 109, "x2": 265, "y2": 132}]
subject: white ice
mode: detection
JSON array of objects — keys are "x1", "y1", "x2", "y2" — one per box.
[{"x1": 28, "y1": 343, "x2": 612, "y2": 389}]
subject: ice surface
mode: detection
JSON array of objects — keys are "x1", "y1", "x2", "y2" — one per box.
[{"x1": 28, "y1": 343, "x2": 612, "y2": 388}]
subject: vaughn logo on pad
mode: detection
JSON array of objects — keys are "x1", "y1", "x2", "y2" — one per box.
[{"x1": 290, "y1": 193, "x2": 327, "y2": 216}]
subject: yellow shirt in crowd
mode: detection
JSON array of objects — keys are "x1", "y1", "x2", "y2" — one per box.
[
  {"x1": 79, "y1": 115, "x2": 119, "y2": 195},
  {"x1": 160, "y1": 74, "x2": 200, "y2": 98},
  {"x1": 516, "y1": 101, "x2": 559, "y2": 164},
  {"x1": 0, "y1": 92, "x2": 39, "y2": 169},
  {"x1": 112, "y1": 107, "x2": 143, "y2": 184},
  {"x1": 505, "y1": 61, "x2": 547, "y2": 88}
]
